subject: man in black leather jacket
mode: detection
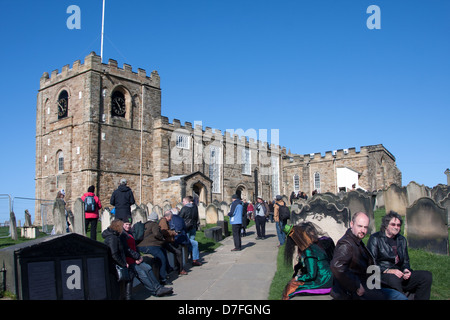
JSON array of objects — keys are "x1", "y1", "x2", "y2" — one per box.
[
  {"x1": 367, "y1": 211, "x2": 432, "y2": 300},
  {"x1": 330, "y1": 212, "x2": 407, "y2": 300}
]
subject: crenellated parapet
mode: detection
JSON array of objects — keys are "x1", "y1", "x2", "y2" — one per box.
[{"x1": 40, "y1": 52, "x2": 160, "y2": 90}]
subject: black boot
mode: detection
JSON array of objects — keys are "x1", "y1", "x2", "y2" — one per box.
[{"x1": 125, "y1": 281, "x2": 133, "y2": 300}]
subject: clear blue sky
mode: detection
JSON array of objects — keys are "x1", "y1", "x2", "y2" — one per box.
[{"x1": 0, "y1": 0, "x2": 449, "y2": 218}]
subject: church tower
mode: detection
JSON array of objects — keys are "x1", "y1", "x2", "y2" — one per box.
[{"x1": 35, "y1": 52, "x2": 161, "y2": 224}]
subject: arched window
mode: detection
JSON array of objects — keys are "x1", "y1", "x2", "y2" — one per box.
[
  {"x1": 57, "y1": 151, "x2": 64, "y2": 173},
  {"x1": 57, "y1": 90, "x2": 69, "y2": 119},
  {"x1": 314, "y1": 172, "x2": 321, "y2": 192}
]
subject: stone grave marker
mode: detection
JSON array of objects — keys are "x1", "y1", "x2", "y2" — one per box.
[
  {"x1": 406, "y1": 197, "x2": 448, "y2": 255},
  {"x1": 53, "y1": 199, "x2": 67, "y2": 235},
  {"x1": 73, "y1": 198, "x2": 86, "y2": 236},
  {"x1": 384, "y1": 183, "x2": 408, "y2": 216},
  {"x1": 206, "y1": 204, "x2": 219, "y2": 224}
]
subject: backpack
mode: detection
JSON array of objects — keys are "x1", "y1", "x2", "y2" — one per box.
[
  {"x1": 132, "y1": 221, "x2": 145, "y2": 244},
  {"x1": 276, "y1": 202, "x2": 290, "y2": 222},
  {"x1": 84, "y1": 195, "x2": 96, "y2": 212}
]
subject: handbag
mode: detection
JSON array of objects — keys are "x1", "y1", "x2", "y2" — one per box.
[{"x1": 115, "y1": 264, "x2": 130, "y2": 282}]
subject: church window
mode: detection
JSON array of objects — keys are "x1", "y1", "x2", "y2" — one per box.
[
  {"x1": 314, "y1": 172, "x2": 321, "y2": 192},
  {"x1": 293, "y1": 174, "x2": 300, "y2": 192},
  {"x1": 176, "y1": 134, "x2": 190, "y2": 149},
  {"x1": 241, "y1": 147, "x2": 251, "y2": 175},
  {"x1": 57, "y1": 151, "x2": 64, "y2": 173},
  {"x1": 57, "y1": 90, "x2": 69, "y2": 119},
  {"x1": 209, "y1": 146, "x2": 221, "y2": 193},
  {"x1": 271, "y1": 156, "x2": 280, "y2": 197}
]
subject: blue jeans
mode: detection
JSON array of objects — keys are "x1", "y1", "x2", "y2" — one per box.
[
  {"x1": 276, "y1": 221, "x2": 286, "y2": 245},
  {"x1": 361, "y1": 287, "x2": 408, "y2": 300},
  {"x1": 189, "y1": 238, "x2": 200, "y2": 260},
  {"x1": 138, "y1": 246, "x2": 167, "y2": 280},
  {"x1": 129, "y1": 262, "x2": 161, "y2": 295}
]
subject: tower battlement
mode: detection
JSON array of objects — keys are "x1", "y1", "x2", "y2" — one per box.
[{"x1": 40, "y1": 52, "x2": 160, "y2": 90}]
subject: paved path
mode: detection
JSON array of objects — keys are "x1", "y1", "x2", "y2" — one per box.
[{"x1": 133, "y1": 221, "x2": 280, "y2": 300}]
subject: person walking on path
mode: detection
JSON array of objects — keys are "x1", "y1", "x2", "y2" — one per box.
[
  {"x1": 228, "y1": 194, "x2": 243, "y2": 251},
  {"x1": 274, "y1": 195, "x2": 287, "y2": 247},
  {"x1": 110, "y1": 178, "x2": 135, "y2": 222},
  {"x1": 254, "y1": 196, "x2": 267, "y2": 239},
  {"x1": 81, "y1": 185, "x2": 102, "y2": 240}
]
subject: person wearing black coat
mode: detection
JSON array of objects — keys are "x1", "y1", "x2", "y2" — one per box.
[
  {"x1": 102, "y1": 219, "x2": 128, "y2": 299},
  {"x1": 110, "y1": 178, "x2": 135, "y2": 222},
  {"x1": 367, "y1": 211, "x2": 432, "y2": 300},
  {"x1": 330, "y1": 212, "x2": 408, "y2": 300}
]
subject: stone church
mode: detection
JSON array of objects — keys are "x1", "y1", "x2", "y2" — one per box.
[{"x1": 35, "y1": 52, "x2": 401, "y2": 223}]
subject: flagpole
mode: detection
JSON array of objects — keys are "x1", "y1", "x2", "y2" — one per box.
[{"x1": 100, "y1": 0, "x2": 106, "y2": 62}]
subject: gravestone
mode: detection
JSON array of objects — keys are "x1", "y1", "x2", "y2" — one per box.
[
  {"x1": 100, "y1": 208, "x2": 113, "y2": 232},
  {"x1": 406, "y1": 181, "x2": 430, "y2": 206},
  {"x1": 53, "y1": 199, "x2": 67, "y2": 235},
  {"x1": 153, "y1": 205, "x2": 163, "y2": 219},
  {"x1": 0, "y1": 233, "x2": 112, "y2": 300},
  {"x1": 431, "y1": 184, "x2": 450, "y2": 204},
  {"x1": 439, "y1": 195, "x2": 450, "y2": 225},
  {"x1": 131, "y1": 206, "x2": 147, "y2": 224},
  {"x1": 10, "y1": 211, "x2": 18, "y2": 241},
  {"x1": 72, "y1": 198, "x2": 86, "y2": 236},
  {"x1": 24, "y1": 210, "x2": 32, "y2": 227},
  {"x1": 384, "y1": 184, "x2": 408, "y2": 216},
  {"x1": 198, "y1": 202, "x2": 207, "y2": 227},
  {"x1": 406, "y1": 197, "x2": 448, "y2": 255},
  {"x1": 206, "y1": 204, "x2": 219, "y2": 224},
  {"x1": 291, "y1": 197, "x2": 350, "y2": 244},
  {"x1": 342, "y1": 191, "x2": 376, "y2": 234}
]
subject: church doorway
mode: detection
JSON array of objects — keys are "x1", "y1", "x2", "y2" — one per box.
[
  {"x1": 193, "y1": 182, "x2": 207, "y2": 205},
  {"x1": 235, "y1": 185, "x2": 247, "y2": 200}
]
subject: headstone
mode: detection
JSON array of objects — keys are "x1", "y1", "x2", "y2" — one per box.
[
  {"x1": 204, "y1": 226, "x2": 223, "y2": 242},
  {"x1": 73, "y1": 198, "x2": 86, "y2": 236},
  {"x1": 153, "y1": 205, "x2": 163, "y2": 219},
  {"x1": 406, "y1": 181, "x2": 430, "y2": 206},
  {"x1": 10, "y1": 211, "x2": 18, "y2": 241},
  {"x1": 384, "y1": 183, "x2": 408, "y2": 216},
  {"x1": 439, "y1": 194, "x2": 450, "y2": 225},
  {"x1": 198, "y1": 202, "x2": 207, "y2": 227},
  {"x1": 431, "y1": 184, "x2": 450, "y2": 204},
  {"x1": 291, "y1": 197, "x2": 350, "y2": 244},
  {"x1": 24, "y1": 210, "x2": 32, "y2": 227},
  {"x1": 139, "y1": 203, "x2": 149, "y2": 217},
  {"x1": 53, "y1": 199, "x2": 67, "y2": 235},
  {"x1": 406, "y1": 197, "x2": 449, "y2": 255},
  {"x1": 131, "y1": 206, "x2": 147, "y2": 225},
  {"x1": 217, "y1": 220, "x2": 230, "y2": 237},
  {"x1": 206, "y1": 204, "x2": 219, "y2": 224},
  {"x1": 342, "y1": 191, "x2": 376, "y2": 234},
  {"x1": 100, "y1": 208, "x2": 113, "y2": 233}
]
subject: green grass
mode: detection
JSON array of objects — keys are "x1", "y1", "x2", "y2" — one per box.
[{"x1": 268, "y1": 208, "x2": 450, "y2": 300}]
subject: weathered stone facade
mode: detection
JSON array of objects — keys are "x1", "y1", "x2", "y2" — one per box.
[{"x1": 35, "y1": 52, "x2": 401, "y2": 224}]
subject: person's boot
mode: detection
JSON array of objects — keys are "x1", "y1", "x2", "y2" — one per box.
[{"x1": 125, "y1": 281, "x2": 133, "y2": 300}]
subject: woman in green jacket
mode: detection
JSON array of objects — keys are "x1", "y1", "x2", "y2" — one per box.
[{"x1": 282, "y1": 222, "x2": 334, "y2": 300}]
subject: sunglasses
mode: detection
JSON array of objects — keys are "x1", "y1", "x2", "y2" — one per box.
[{"x1": 389, "y1": 223, "x2": 401, "y2": 227}]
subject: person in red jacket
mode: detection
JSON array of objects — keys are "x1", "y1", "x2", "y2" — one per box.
[{"x1": 81, "y1": 185, "x2": 102, "y2": 240}]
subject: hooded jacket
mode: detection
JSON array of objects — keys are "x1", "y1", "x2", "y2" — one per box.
[{"x1": 110, "y1": 184, "x2": 135, "y2": 221}]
